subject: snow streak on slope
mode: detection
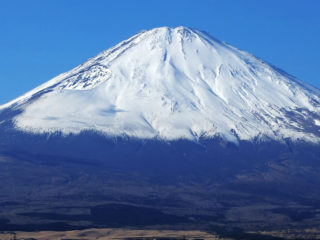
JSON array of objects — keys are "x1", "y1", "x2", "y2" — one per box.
[{"x1": 1, "y1": 27, "x2": 320, "y2": 143}]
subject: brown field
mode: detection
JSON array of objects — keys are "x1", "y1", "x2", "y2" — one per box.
[
  {"x1": 256, "y1": 228, "x2": 320, "y2": 240},
  {"x1": 0, "y1": 228, "x2": 223, "y2": 240}
]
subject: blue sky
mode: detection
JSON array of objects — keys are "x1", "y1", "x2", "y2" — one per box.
[{"x1": 1, "y1": 0, "x2": 319, "y2": 104}]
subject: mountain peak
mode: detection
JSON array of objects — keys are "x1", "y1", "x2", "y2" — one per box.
[
  {"x1": 139, "y1": 26, "x2": 196, "y2": 35},
  {"x1": 1, "y1": 27, "x2": 320, "y2": 143}
]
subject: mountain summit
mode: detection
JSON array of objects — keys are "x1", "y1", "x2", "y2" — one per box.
[{"x1": 1, "y1": 26, "x2": 320, "y2": 143}]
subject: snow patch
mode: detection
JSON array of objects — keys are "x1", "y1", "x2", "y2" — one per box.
[{"x1": 59, "y1": 64, "x2": 111, "y2": 90}]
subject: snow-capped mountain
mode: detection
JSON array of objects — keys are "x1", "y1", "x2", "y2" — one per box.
[
  {"x1": 1, "y1": 26, "x2": 320, "y2": 143},
  {"x1": 1, "y1": 27, "x2": 320, "y2": 232}
]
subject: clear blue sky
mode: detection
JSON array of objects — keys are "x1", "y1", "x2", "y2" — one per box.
[{"x1": 1, "y1": 0, "x2": 319, "y2": 104}]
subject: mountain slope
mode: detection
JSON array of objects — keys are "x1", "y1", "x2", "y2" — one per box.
[{"x1": 1, "y1": 26, "x2": 320, "y2": 143}]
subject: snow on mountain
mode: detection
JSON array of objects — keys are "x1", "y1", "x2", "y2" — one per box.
[{"x1": 1, "y1": 26, "x2": 320, "y2": 143}]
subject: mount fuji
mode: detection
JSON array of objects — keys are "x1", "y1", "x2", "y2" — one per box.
[
  {"x1": 0, "y1": 27, "x2": 320, "y2": 233},
  {"x1": 1, "y1": 26, "x2": 320, "y2": 143}
]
